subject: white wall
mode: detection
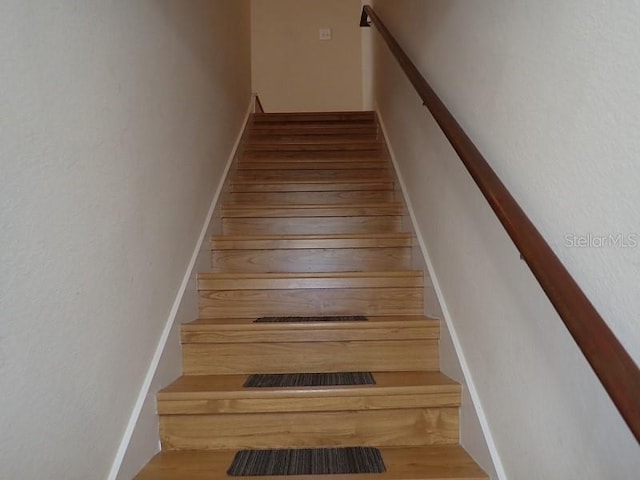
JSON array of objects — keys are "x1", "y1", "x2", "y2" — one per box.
[
  {"x1": 252, "y1": 0, "x2": 363, "y2": 112},
  {"x1": 371, "y1": 0, "x2": 640, "y2": 478},
  {"x1": 0, "y1": 1, "x2": 251, "y2": 479},
  {"x1": 382, "y1": 116, "x2": 499, "y2": 479}
]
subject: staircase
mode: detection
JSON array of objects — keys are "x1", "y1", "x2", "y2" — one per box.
[{"x1": 135, "y1": 111, "x2": 487, "y2": 479}]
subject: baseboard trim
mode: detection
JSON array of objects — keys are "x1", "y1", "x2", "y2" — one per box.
[
  {"x1": 376, "y1": 110, "x2": 507, "y2": 480},
  {"x1": 107, "y1": 96, "x2": 256, "y2": 480}
]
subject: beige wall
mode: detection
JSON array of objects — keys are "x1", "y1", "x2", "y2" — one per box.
[
  {"x1": 371, "y1": 0, "x2": 640, "y2": 479},
  {"x1": 0, "y1": 1, "x2": 251, "y2": 478},
  {"x1": 252, "y1": 0, "x2": 363, "y2": 112}
]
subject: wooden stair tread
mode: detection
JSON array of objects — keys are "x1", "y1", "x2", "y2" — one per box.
[
  {"x1": 246, "y1": 136, "x2": 380, "y2": 144},
  {"x1": 244, "y1": 142, "x2": 382, "y2": 152},
  {"x1": 239, "y1": 155, "x2": 384, "y2": 163},
  {"x1": 222, "y1": 203, "x2": 403, "y2": 218},
  {"x1": 254, "y1": 110, "x2": 375, "y2": 116},
  {"x1": 209, "y1": 239, "x2": 411, "y2": 273},
  {"x1": 235, "y1": 173, "x2": 389, "y2": 182},
  {"x1": 250, "y1": 125, "x2": 378, "y2": 134},
  {"x1": 181, "y1": 315, "x2": 438, "y2": 344},
  {"x1": 135, "y1": 445, "x2": 487, "y2": 480},
  {"x1": 226, "y1": 191, "x2": 394, "y2": 206},
  {"x1": 230, "y1": 179, "x2": 393, "y2": 193},
  {"x1": 185, "y1": 315, "x2": 436, "y2": 329},
  {"x1": 250, "y1": 122, "x2": 376, "y2": 128},
  {"x1": 210, "y1": 232, "x2": 412, "y2": 250},
  {"x1": 198, "y1": 290, "x2": 423, "y2": 318},
  {"x1": 248, "y1": 136, "x2": 378, "y2": 144},
  {"x1": 197, "y1": 271, "x2": 423, "y2": 291},
  {"x1": 253, "y1": 111, "x2": 375, "y2": 122},
  {"x1": 242, "y1": 148, "x2": 381, "y2": 157},
  {"x1": 159, "y1": 371, "x2": 458, "y2": 400},
  {"x1": 232, "y1": 178, "x2": 391, "y2": 184},
  {"x1": 198, "y1": 270, "x2": 423, "y2": 279},
  {"x1": 238, "y1": 161, "x2": 388, "y2": 170}
]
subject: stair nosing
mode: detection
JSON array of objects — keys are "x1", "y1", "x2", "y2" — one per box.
[
  {"x1": 209, "y1": 232, "x2": 413, "y2": 250},
  {"x1": 230, "y1": 178, "x2": 393, "y2": 185},
  {"x1": 158, "y1": 372, "x2": 460, "y2": 401},
  {"x1": 223, "y1": 202, "x2": 401, "y2": 208},
  {"x1": 196, "y1": 271, "x2": 424, "y2": 291},
  {"x1": 183, "y1": 317, "x2": 438, "y2": 332},
  {"x1": 135, "y1": 446, "x2": 488, "y2": 480},
  {"x1": 211, "y1": 232, "x2": 412, "y2": 241},
  {"x1": 197, "y1": 270, "x2": 423, "y2": 280},
  {"x1": 221, "y1": 203, "x2": 404, "y2": 219}
]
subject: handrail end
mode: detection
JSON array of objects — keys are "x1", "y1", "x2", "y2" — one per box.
[
  {"x1": 360, "y1": 7, "x2": 371, "y2": 27},
  {"x1": 253, "y1": 93, "x2": 265, "y2": 114}
]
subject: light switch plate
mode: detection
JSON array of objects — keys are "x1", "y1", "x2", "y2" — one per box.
[{"x1": 319, "y1": 28, "x2": 332, "y2": 40}]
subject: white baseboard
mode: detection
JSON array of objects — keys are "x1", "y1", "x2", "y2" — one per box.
[
  {"x1": 376, "y1": 111, "x2": 507, "y2": 480},
  {"x1": 107, "y1": 96, "x2": 256, "y2": 480}
]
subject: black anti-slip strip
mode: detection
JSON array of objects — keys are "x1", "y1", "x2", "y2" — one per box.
[
  {"x1": 254, "y1": 315, "x2": 368, "y2": 323},
  {"x1": 227, "y1": 447, "x2": 386, "y2": 476},
  {"x1": 243, "y1": 372, "x2": 376, "y2": 388}
]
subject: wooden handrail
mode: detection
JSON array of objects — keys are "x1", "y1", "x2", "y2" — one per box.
[{"x1": 361, "y1": 4, "x2": 640, "y2": 443}]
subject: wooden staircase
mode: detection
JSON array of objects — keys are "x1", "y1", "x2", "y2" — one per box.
[{"x1": 135, "y1": 111, "x2": 487, "y2": 479}]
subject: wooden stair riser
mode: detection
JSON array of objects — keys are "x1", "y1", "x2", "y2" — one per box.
[
  {"x1": 223, "y1": 217, "x2": 401, "y2": 235},
  {"x1": 235, "y1": 169, "x2": 388, "y2": 181},
  {"x1": 182, "y1": 316, "x2": 438, "y2": 343},
  {"x1": 253, "y1": 118, "x2": 376, "y2": 126},
  {"x1": 252, "y1": 119, "x2": 375, "y2": 126},
  {"x1": 158, "y1": 371, "x2": 458, "y2": 413},
  {"x1": 182, "y1": 339, "x2": 437, "y2": 375},
  {"x1": 236, "y1": 167, "x2": 387, "y2": 177},
  {"x1": 159, "y1": 407, "x2": 459, "y2": 450},
  {"x1": 211, "y1": 247, "x2": 410, "y2": 273},
  {"x1": 210, "y1": 234, "x2": 412, "y2": 250},
  {"x1": 241, "y1": 150, "x2": 385, "y2": 161},
  {"x1": 210, "y1": 234, "x2": 413, "y2": 273},
  {"x1": 228, "y1": 180, "x2": 396, "y2": 206},
  {"x1": 222, "y1": 204, "x2": 403, "y2": 218},
  {"x1": 230, "y1": 180, "x2": 393, "y2": 193},
  {"x1": 249, "y1": 125, "x2": 378, "y2": 136},
  {"x1": 221, "y1": 204, "x2": 405, "y2": 235},
  {"x1": 227, "y1": 190, "x2": 394, "y2": 205},
  {"x1": 253, "y1": 117, "x2": 375, "y2": 124},
  {"x1": 198, "y1": 287, "x2": 423, "y2": 318},
  {"x1": 183, "y1": 315, "x2": 437, "y2": 341},
  {"x1": 182, "y1": 325, "x2": 434, "y2": 344},
  {"x1": 237, "y1": 160, "x2": 388, "y2": 170},
  {"x1": 247, "y1": 134, "x2": 379, "y2": 143},
  {"x1": 253, "y1": 111, "x2": 375, "y2": 123},
  {"x1": 158, "y1": 373, "x2": 460, "y2": 415},
  {"x1": 244, "y1": 143, "x2": 381, "y2": 153},
  {"x1": 223, "y1": 195, "x2": 403, "y2": 231},
  {"x1": 159, "y1": 392, "x2": 460, "y2": 415},
  {"x1": 198, "y1": 271, "x2": 422, "y2": 290},
  {"x1": 135, "y1": 446, "x2": 488, "y2": 480}
]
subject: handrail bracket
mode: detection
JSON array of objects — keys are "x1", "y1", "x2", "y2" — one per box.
[{"x1": 360, "y1": 9, "x2": 371, "y2": 27}]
